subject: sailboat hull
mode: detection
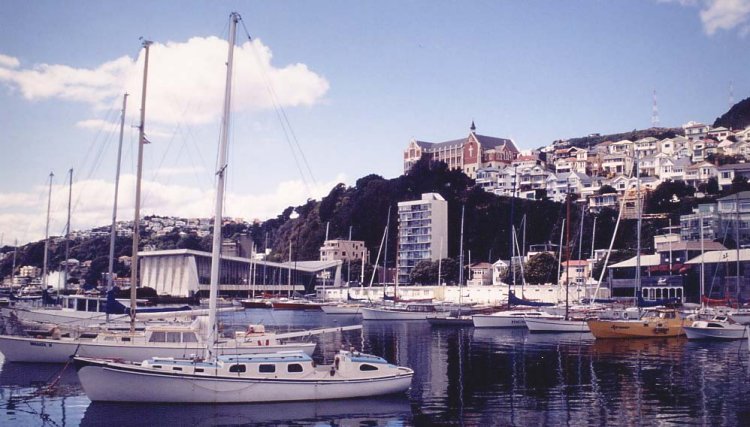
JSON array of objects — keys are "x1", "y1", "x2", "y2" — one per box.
[
  {"x1": 360, "y1": 307, "x2": 449, "y2": 321},
  {"x1": 75, "y1": 358, "x2": 413, "y2": 403},
  {"x1": 0, "y1": 334, "x2": 316, "y2": 363},
  {"x1": 525, "y1": 317, "x2": 590, "y2": 333}
]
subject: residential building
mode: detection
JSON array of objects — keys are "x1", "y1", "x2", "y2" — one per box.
[
  {"x1": 319, "y1": 239, "x2": 369, "y2": 263},
  {"x1": 683, "y1": 121, "x2": 710, "y2": 141},
  {"x1": 467, "y1": 262, "x2": 493, "y2": 286},
  {"x1": 560, "y1": 260, "x2": 589, "y2": 286},
  {"x1": 396, "y1": 193, "x2": 449, "y2": 284}
]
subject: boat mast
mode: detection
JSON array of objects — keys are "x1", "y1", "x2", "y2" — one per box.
[
  {"x1": 635, "y1": 158, "x2": 642, "y2": 312},
  {"x1": 347, "y1": 225, "x2": 352, "y2": 285},
  {"x1": 458, "y1": 205, "x2": 465, "y2": 316},
  {"x1": 108, "y1": 93, "x2": 128, "y2": 295},
  {"x1": 699, "y1": 211, "x2": 704, "y2": 308},
  {"x1": 437, "y1": 237, "x2": 443, "y2": 286},
  {"x1": 736, "y1": 193, "x2": 740, "y2": 303},
  {"x1": 383, "y1": 206, "x2": 391, "y2": 289},
  {"x1": 42, "y1": 171, "x2": 53, "y2": 289},
  {"x1": 564, "y1": 186, "x2": 572, "y2": 320},
  {"x1": 207, "y1": 12, "x2": 239, "y2": 357},
  {"x1": 131, "y1": 40, "x2": 152, "y2": 332},
  {"x1": 64, "y1": 168, "x2": 73, "y2": 291}
]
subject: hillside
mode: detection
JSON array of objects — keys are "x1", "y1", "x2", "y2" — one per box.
[
  {"x1": 714, "y1": 97, "x2": 750, "y2": 130},
  {"x1": 559, "y1": 127, "x2": 682, "y2": 150}
]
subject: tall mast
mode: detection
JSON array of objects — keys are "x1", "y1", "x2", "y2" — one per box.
[
  {"x1": 207, "y1": 12, "x2": 239, "y2": 357},
  {"x1": 108, "y1": 93, "x2": 128, "y2": 294},
  {"x1": 458, "y1": 206, "x2": 465, "y2": 313},
  {"x1": 564, "y1": 187, "x2": 572, "y2": 320},
  {"x1": 42, "y1": 172, "x2": 54, "y2": 288},
  {"x1": 736, "y1": 193, "x2": 740, "y2": 303},
  {"x1": 383, "y1": 206, "x2": 391, "y2": 287},
  {"x1": 131, "y1": 40, "x2": 152, "y2": 331},
  {"x1": 437, "y1": 237, "x2": 443, "y2": 286},
  {"x1": 347, "y1": 225, "x2": 352, "y2": 285},
  {"x1": 11, "y1": 239, "x2": 17, "y2": 283},
  {"x1": 635, "y1": 158, "x2": 642, "y2": 311},
  {"x1": 287, "y1": 240, "x2": 292, "y2": 297},
  {"x1": 64, "y1": 168, "x2": 73, "y2": 291}
]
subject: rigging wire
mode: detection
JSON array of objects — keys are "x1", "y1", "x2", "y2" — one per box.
[{"x1": 238, "y1": 17, "x2": 318, "y2": 192}]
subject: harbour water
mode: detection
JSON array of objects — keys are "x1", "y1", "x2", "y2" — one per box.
[{"x1": 1, "y1": 309, "x2": 749, "y2": 426}]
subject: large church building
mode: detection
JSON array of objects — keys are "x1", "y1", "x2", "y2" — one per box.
[{"x1": 402, "y1": 123, "x2": 519, "y2": 179}]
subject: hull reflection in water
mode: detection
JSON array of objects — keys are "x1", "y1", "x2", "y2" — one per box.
[
  {"x1": 80, "y1": 396, "x2": 412, "y2": 426},
  {"x1": 1, "y1": 310, "x2": 750, "y2": 425}
]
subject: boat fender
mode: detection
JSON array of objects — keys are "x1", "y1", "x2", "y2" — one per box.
[
  {"x1": 329, "y1": 366, "x2": 335, "y2": 376},
  {"x1": 334, "y1": 356, "x2": 340, "y2": 371},
  {"x1": 257, "y1": 340, "x2": 262, "y2": 346},
  {"x1": 265, "y1": 339, "x2": 269, "y2": 346}
]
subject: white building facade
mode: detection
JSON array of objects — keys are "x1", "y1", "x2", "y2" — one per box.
[{"x1": 396, "y1": 193, "x2": 449, "y2": 284}]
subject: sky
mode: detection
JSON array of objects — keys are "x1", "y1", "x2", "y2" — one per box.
[{"x1": 1, "y1": 0, "x2": 750, "y2": 245}]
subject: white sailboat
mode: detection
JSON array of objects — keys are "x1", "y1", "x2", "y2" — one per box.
[
  {"x1": 0, "y1": 320, "x2": 365, "y2": 363},
  {"x1": 74, "y1": 13, "x2": 413, "y2": 403},
  {"x1": 525, "y1": 191, "x2": 590, "y2": 333}
]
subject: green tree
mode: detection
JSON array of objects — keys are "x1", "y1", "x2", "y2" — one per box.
[
  {"x1": 645, "y1": 180, "x2": 695, "y2": 214},
  {"x1": 409, "y1": 260, "x2": 435, "y2": 285},
  {"x1": 524, "y1": 252, "x2": 560, "y2": 284},
  {"x1": 598, "y1": 185, "x2": 617, "y2": 195}
]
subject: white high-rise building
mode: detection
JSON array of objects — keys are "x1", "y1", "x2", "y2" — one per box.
[{"x1": 396, "y1": 193, "x2": 448, "y2": 284}]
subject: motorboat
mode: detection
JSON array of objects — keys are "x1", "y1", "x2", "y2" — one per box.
[
  {"x1": 587, "y1": 308, "x2": 687, "y2": 339},
  {"x1": 683, "y1": 315, "x2": 748, "y2": 340}
]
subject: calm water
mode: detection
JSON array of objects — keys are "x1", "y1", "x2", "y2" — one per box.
[{"x1": 1, "y1": 310, "x2": 749, "y2": 426}]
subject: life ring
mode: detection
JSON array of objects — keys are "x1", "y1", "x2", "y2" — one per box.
[{"x1": 622, "y1": 312, "x2": 629, "y2": 320}]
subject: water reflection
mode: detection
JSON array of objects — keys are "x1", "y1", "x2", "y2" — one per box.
[
  {"x1": 81, "y1": 397, "x2": 412, "y2": 426},
  {"x1": 1, "y1": 312, "x2": 750, "y2": 425}
]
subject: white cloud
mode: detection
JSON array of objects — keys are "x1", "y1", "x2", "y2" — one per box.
[
  {"x1": 0, "y1": 54, "x2": 19, "y2": 69},
  {"x1": 660, "y1": 0, "x2": 750, "y2": 35},
  {"x1": 0, "y1": 173, "x2": 347, "y2": 245},
  {"x1": 0, "y1": 36, "x2": 329, "y2": 127},
  {"x1": 76, "y1": 119, "x2": 119, "y2": 130},
  {"x1": 700, "y1": 0, "x2": 750, "y2": 34}
]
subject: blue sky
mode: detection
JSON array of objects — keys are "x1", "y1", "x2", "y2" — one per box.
[{"x1": 1, "y1": 0, "x2": 749, "y2": 244}]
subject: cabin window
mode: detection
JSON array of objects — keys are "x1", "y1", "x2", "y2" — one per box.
[
  {"x1": 167, "y1": 332, "x2": 181, "y2": 343},
  {"x1": 152, "y1": 365, "x2": 162, "y2": 369},
  {"x1": 149, "y1": 332, "x2": 166, "y2": 343},
  {"x1": 182, "y1": 333, "x2": 198, "y2": 343},
  {"x1": 229, "y1": 364, "x2": 247, "y2": 373},
  {"x1": 359, "y1": 364, "x2": 379, "y2": 371},
  {"x1": 173, "y1": 367, "x2": 182, "y2": 371},
  {"x1": 195, "y1": 368, "x2": 204, "y2": 373},
  {"x1": 287, "y1": 363, "x2": 303, "y2": 373},
  {"x1": 259, "y1": 364, "x2": 276, "y2": 373},
  {"x1": 77, "y1": 299, "x2": 86, "y2": 311},
  {"x1": 121, "y1": 337, "x2": 131, "y2": 342}
]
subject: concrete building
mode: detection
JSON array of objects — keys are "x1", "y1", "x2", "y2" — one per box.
[
  {"x1": 319, "y1": 239, "x2": 369, "y2": 262},
  {"x1": 396, "y1": 193, "x2": 449, "y2": 284},
  {"x1": 138, "y1": 249, "x2": 342, "y2": 297}
]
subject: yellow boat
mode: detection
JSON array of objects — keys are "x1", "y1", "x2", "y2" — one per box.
[{"x1": 587, "y1": 308, "x2": 687, "y2": 339}]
